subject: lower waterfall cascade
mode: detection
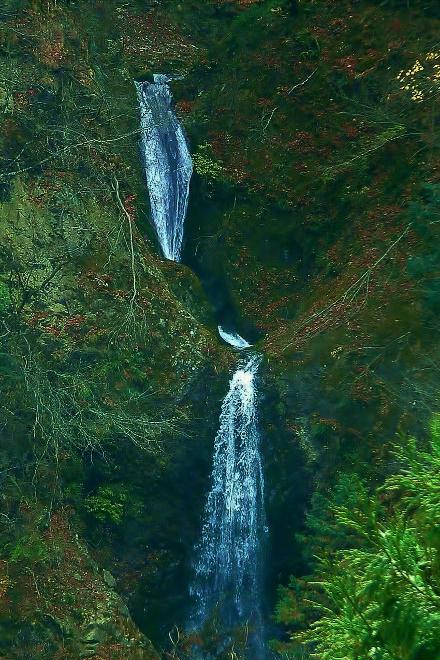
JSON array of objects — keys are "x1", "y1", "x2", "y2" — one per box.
[{"x1": 189, "y1": 351, "x2": 267, "y2": 657}]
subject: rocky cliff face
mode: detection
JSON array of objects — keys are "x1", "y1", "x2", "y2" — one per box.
[
  {"x1": 2, "y1": 508, "x2": 160, "y2": 659},
  {"x1": 168, "y1": 1, "x2": 440, "y2": 640}
]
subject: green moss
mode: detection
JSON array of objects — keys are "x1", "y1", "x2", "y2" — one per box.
[
  {"x1": 193, "y1": 143, "x2": 225, "y2": 180},
  {"x1": 85, "y1": 486, "x2": 128, "y2": 526},
  {"x1": 0, "y1": 281, "x2": 11, "y2": 314},
  {"x1": 9, "y1": 533, "x2": 52, "y2": 565}
]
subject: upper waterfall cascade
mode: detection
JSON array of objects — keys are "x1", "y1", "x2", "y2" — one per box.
[
  {"x1": 190, "y1": 353, "x2": 266, "y2": 656},
  {"x1": 135, "y1": 75, "x2": 193, "y2": 261}
]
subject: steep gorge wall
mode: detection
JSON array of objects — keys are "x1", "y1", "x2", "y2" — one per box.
[
  {"x1": 165, "y1": 0, "x2": 440, "y2": 647},
  {"x1": 0, "y1": 2, "x2": 230, "y2": 656}
]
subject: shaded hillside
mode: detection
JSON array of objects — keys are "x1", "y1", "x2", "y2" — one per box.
[{"x1": 0, "y1": 2, "x2": 228, "y2": 657}]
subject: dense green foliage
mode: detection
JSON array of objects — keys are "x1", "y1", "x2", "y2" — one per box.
[{"x1": 275, "y1": 420, "x2": 440, "y2": 658}]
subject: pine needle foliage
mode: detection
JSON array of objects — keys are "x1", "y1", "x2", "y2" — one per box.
[{"x1": 287, "y1": 420, "x2": 440, "y2": 659}]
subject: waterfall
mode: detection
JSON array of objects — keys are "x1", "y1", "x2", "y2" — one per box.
[
  {"x1": 190, "y1": 352, "x2": 266, "y2": 657},
  {"x1": 135, "y1": 75, "x2": 193, "y2": 261},
  {"x1": 218, "y1": 325, "x2": 252, "y2": 349}
]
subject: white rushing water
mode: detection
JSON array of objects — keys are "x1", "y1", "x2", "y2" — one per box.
[
  {"x1": 190, "y1": 353, "x2": 266, "y2": 657},
  {"x1": 135, "y1": 75, "x2": 193, "y2": 261},
  {"x1": 218, "y1": 325, "x2": 252, "y2": 349}
]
